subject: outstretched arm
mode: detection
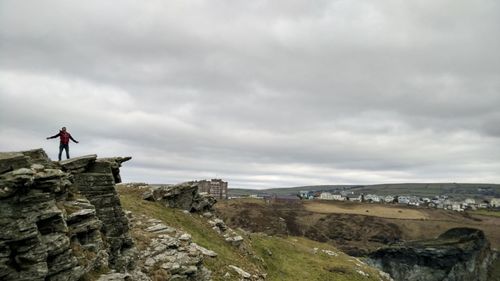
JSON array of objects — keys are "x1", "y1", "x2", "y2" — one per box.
[
  {"x1": 46, "y1": 132, "x2": 60, "y2": 140},
  {"x1": 69, "y1": 134, "x2": 79, "y2": 143}
]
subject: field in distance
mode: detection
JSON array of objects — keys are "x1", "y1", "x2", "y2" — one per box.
[
  {"x1": 303, "y1": 200, "x2": 429, "y2": 220},
  {"x1": 216, "y1": 198, "x2": 500, "y2": 254}
]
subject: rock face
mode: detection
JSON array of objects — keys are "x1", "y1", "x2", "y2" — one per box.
[
  {"x1": 143, "y1": 182, "x2": 217, "y2": 212},
  {"x1": 0, "y1": 149, "x2": 135, "y2": 281},
  {"x1": 65, "y1": 156, "x2": 136, "y2": 271},
  {"x1": 368, "y1": 227, "x2": 496, "y2": 281}
]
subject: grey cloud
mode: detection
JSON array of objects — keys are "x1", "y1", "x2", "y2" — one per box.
[{"x1": 1, "y1": 0, "x2": 499, "y2": 188}]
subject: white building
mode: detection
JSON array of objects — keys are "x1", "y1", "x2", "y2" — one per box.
[
  {"x1": 451, "y1": 202, "x2": 464, "y2": 212},
  {"x1": 408, "y1": 199, "x2": 420, "y2": 206},
  {"x1": 332, "y1": 194, "x2": 345, "y2": 201},
  {"x1": 319, "y1": 192, "x2": 334, "y2": 200},
  {"x1": 384, "y1": 195, "x2": 395, "y2": 203},
  {"x1": 398, "y1": 196, "x2": 410, "y2": 204},
  {"x1": 491, "y1": 198, "x2": 500, "y2": 208},
  {"x1": 364, "y1": 194, "x2": 381, "y2": 203},
  {"x1": 478, "y1": 203, "x2": 489, "y2": 209}
]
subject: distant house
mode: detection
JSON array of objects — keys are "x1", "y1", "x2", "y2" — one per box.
[
  {"x1": 490, "y1": 198, "x2": 500, "y2": 208},
  {"x1": 478, "y1": 203, "x2": 489, "y2": 209},
  {"x1": 384, "y1": 195, "x2": 395, "y2": 203},
  {"x1": 398, "y1": 196, "x2": 410, "y2": 204},
  {"x1": 319, "y1": 192, "x2": 334, "y2": 200},
  {"x1": 332, "y1": 194, "x2": 345, "y2": 201},
  {"x1": 462, "y1": 198, "x2": 477, "y2": 210},
  {"x1": 347, "y1": 194, "x2": 362, "y2": 202},
  {"x1": 451, "y1": 202, "x2": 464, "y2": 212},
  {"x1": 298, "y1": 191, "x2": 314, "y2": 200},
  {"x1": 363, "y1": 194, "x2": 381, "y2": 203},
  {"x1": 408, "y1": 198, "x2": 420, "y2": 207}
]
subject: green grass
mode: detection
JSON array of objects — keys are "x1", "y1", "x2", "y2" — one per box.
[
  {"x1": 118, "y1": 186, "x2": 389, "y2": 281},
  {"x1": 119, "y1": 188, "x2": 263, "y2": 280},
  {"x1": 468, "y1": 209, "x2": 500, "y2": 218},
  {"x1": 251, "y1": 235, "x2": 388, "y2": 281}
]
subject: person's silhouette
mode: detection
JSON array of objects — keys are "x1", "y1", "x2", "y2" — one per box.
[{"x1": 46, "y1": 127, "x2": 79, "y2": 161}]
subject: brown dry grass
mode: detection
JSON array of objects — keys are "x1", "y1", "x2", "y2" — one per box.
[{"x1": 304, "y1": 201, "x2": 430, "y2": 220}]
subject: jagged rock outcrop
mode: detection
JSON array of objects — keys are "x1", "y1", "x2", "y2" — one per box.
[
  {"x1": 0, "y1": 149, "x2": 102, "y2": 280},
  {"x1": 139, "y1": 182, "x2": 246, "y2": 250},
  {"x1": 368, "y1": 227, "x2": 496, "y2": 281},
  {"x1": 0, "y1": 149, "x2": 135, "y2": 281},
  {"x1": 142, "y1": 182, "x2": 217, "y2": 212},
  {"x1": 63, "y1": 155, "x2": 136, "y2": 271}
]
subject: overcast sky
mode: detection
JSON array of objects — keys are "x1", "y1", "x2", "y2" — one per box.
[{"x1": 1, "y1": 1, "x2": 499, "y2": 188}]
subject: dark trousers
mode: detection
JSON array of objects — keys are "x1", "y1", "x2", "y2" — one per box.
[{"x1": 58, "y1": 143, "x2": 70, "y2": 161}]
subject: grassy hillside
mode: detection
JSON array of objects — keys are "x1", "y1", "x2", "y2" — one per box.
[
  {"x1": 117, "y1": 186, "x2": 390, "y2": 281},
  {"x1": 469, "y1": 209, "x2": 500, "y2": 218}
]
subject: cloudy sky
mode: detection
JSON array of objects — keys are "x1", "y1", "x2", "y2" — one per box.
[{"x1": 1, "y1": 1, "x2": 499, "y2": 188}]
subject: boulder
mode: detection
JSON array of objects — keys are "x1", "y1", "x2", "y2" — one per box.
[{"x1": 143, "y1": 182, "x2": 217, "y2": 212}]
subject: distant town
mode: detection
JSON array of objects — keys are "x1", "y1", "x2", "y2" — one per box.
[
  {"x1": 164, "y1": 179, "x2": 500, "y2": 212},
  {"x1": 226, "y1": 185, "x2": 500, "y2": 212},
  {"x1": 295, "y1": 190, "x2": 500, "y2": 212}
]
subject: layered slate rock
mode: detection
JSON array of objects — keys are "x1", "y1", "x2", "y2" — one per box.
[
  {"x1": 0, "y1": 149, "x2": 137, "y2": 281},
  {"x1": 142, "y1": 182, "x2": 216, "y2": 212},
  {"x1": 60, "y1": 154, "x2": 97, "y2": 173},
  {"x1": 0, "y1": 149, "x2": 103, "y2": 281},
  {"x1": 0, "y1": 152, "x2": 30, "y2": 174},
  {"x1": 68, "y1": 156, "x2": 136, "y2": 271},
  {"x1": 368, "y1": 227, "x2": 496, "y2": 281}
]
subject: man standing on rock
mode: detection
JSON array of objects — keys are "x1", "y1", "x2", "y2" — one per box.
[{"x1": 46, "y1": 127, "x2": 79, "y2": 161}]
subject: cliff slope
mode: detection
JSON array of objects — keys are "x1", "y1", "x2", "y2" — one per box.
[{"x1": 368, "y1": 227, "x2": 496, "y2": 281}]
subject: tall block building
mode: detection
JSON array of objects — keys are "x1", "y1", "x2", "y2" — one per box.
[{"x1": 196, "y1": 179, "x2": 228, "y2": 199}]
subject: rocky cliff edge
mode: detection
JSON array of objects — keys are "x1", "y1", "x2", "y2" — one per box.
[{"x1": 0, "y1": 149, "x2": 135, "y2": 281}]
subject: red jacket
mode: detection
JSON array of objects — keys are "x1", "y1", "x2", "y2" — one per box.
[{"x1": 49, "y1": 131, "x2": 77, "y2": 144}]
